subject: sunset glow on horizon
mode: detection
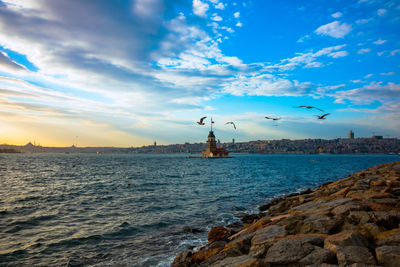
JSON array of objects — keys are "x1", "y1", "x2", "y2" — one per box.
[{"x1": 0, "y1": 0, "x2": 399, "y2": 147}]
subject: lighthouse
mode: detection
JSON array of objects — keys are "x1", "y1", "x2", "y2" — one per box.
[{"x1": 201, "y1": 118, "x2": 229, "y2": 158}]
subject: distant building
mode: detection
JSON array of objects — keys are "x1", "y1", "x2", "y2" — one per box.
[
  {"x1": 202, "y1": 130, "x2": 229, "y2": 158},
  {"x1": 348, "y1": 130, "x2": 354, "y2": 139},
  {"x1": 154, "y1": 141, "x2": 157, "y2": 147},
  {"x1": 232, "y1": 138, "x2": 235, "y2": 144},
  {"x1": 372, "y1": 135, "x2": 383, "y2": 140}
]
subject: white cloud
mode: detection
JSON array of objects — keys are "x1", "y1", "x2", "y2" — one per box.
[
  {"x1": 351, "y1": 80, "x2": 364, "y2": 83},
  {"x1": 234, "y1": 12, "x2": 240, "y2": 18},
  {"x1": 304, "y1": 62, "x2": 323, "y2": 68},
  {"x1": 331, "y1": 12, "x2": 343, "y2": 18},
  {"x1": 193, "y1": 0, "x2": 209, "y2": 17},
  {"x1": 328, "y1": 51, "x2": 348, "y2": 58},
  {"x1": 315, "y1": 21, "x2": 352, "y2": 38},
  {"x1": 380, "y1": 72, "x2": 395, "y2": 76},
  {"x1": 377, "y1": 51, "x2": 386, "y2": 56},
  {"x1": 373, "y1": 38, "x2": 387, "y2": 45},
  {"x1": 236, "y1": 22, "x2": 242, "y2": 27},
  {"x1": 358, "y1": 48, "x2": 371, "y2": 54},
  {"x1": 211, "y1": 14, "x2": 222, "y2": 21},
  {"x1": 215, "y1": 3, "x2": 225, "y2": 10},
  {"x1": 377, "y1": 8, "x2": 387, "y2": 16},
  {"x1": 365, "y1": 74, "x2": 373, "y2": 78},
  {"x1": 0, "y1": 51, "x2": 27, "y2": 72}
]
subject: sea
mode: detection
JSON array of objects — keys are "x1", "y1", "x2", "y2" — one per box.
[{"x1": 0, "y1": 153, "x2": 398, "y2": 266}]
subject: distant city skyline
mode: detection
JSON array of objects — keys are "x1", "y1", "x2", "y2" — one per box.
[{"x1": 0, "y1": 0, "x2": 399, "y2": 147}]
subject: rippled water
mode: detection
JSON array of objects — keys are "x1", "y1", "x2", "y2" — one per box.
[{"x1": 0, "y1": 153, "x2": 398, "y2": 266}]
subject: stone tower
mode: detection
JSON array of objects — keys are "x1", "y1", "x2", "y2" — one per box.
[{"x1": 348, "y1": 130, "x2": 354, "y2": 139}]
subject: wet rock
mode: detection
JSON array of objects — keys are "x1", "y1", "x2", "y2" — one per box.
[
  {"x1": 299, "y1": 246, "x2": 336, "y2": 265},
  {"x1": 239, "y1": 213, "x2": 265, "y2": 224},
  {"x1": 324, "y1": 230, "x2": 368, "y2": 253},
  {"x1": 183, "y1": 227, "x2": 204, "y2": 234},
  {"x1": 249, "y1": 225, "x2": 287, "y2": 257},
  {"x1": 208, "y1": 226, "x2": 231, "y2": 243},
  {"x1": 336, "y1": 246, "x2": 376, "y2": 266},
  {"x1": 264, "y1": 237, "x2": 314, "y2": 264},
  {"x1": 375, "y1": 245, "x2": 400, "y2": 267}
]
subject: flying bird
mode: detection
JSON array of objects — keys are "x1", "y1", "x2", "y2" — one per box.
[
  {"x1": 294, "y1": 105, "x2": 324, "y2": 111},
  {"x1": 265, "y1": 116, "x2": 281, "y2": 121},
  {"x1": 226, "y1": 122, "x2": 236, "y2": 129},
  {"x1": 197, "y1": 116, "x2": 207, "y2": 125},
  {"x1": 315, "y1": 113, "x2": 330, "y2": 120}
]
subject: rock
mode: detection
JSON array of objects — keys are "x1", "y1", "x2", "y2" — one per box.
[
  {"x1": 183, "y1": 227, "x2": 204, "y2": 234},
  {"x1": 301, "y1": 215, "x2": 338, "y2": 234},
  {"x1": 347, "y1": 211, "x2": 372, "y2": 225},
  {"x1": 209, "y1": 255, "x2": 266, "y2": 267},
  {"x1": 375, "y1": 228, "x2": 400, "y2": 245},
  {"x1": 331, "y1": 201, "x2": 370, "y2": 216},
  {"x1": 375, "y1": 245, "x2": 400, "y2": 267},
  {"x1": 222, "y1": 232, "x2": 253, "y2": 257},
  {"x1": 275, "y1": 214, "x2": 305, "y2": 235},
  {"x1": 336, "y1": 246, "x2": 376, "y2": 266},
  {"x1": 239, "y1": 213, "x2": 265, "y2": 224},
  {"x1": 324, "y1": 230, "x2": 368, "y2": 253},
  {"x1": 249, "y1": 225, "x2": 287, "y2": 257},
  {"x1": 208, "y1": 226, "x2": 231, "y2": 243},
  {"x1": 299, "y1": 246, "x2": 336, "y2": 265},
  {"x1": 171, "y1": 251, "x2": 192, "y2": 267},
  {"x1": 264, "y1": 237, "x2": 314, "y2": 264}
]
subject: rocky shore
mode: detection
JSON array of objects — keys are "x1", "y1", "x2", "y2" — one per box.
[{"x1": 172, "y1": 161, "x2": 400, "y2": 267}]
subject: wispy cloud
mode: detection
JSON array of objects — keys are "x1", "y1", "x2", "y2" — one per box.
[
  {"x1": 331, "y1": 12, "x2": 343, "y2": 18},
  {"x1": 358, "y1": 48, "x2": 371, "y2": 54},
  {"x1": 315, "y1": 21, "x2": 352, "y2": 38},
  {"x1": 373, "y1": 38, "x2": 387, "y2": 45}
]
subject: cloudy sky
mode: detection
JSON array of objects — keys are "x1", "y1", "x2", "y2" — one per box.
[{"x1": 0, "y1": 0, "x2": 399, "y2": 147}]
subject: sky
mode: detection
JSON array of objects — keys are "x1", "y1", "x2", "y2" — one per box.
[{"x1": 0, "y1": 0, "x2": 399, "y2": 147}]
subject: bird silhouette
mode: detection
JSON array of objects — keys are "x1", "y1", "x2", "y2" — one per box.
[
  {"x1": 197, "y1": 116, "x2": 207, "y2": 125},
  {"x1": 225, "y1": 122, "x2": 236, "y2": 129},
  {"x1": 294, "y1": 105, "x2": 324, "y2": 111},
  {"x1": 265, "y1": 116, "x2": 281, "y2": 121},
  {"x1": 315, "y1": 113, "x2": 330, "y2": 120}
]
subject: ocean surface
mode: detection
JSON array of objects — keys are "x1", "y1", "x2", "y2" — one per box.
[{"x1": 0, "y1": 153, "x2": 398, "y2": 266}]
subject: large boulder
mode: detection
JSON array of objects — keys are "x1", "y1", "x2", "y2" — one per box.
[
  {"x1": 264, "y1": 237, "x2": 314, "y2": 264},
  {"x1": 375, "y1": 245, "x2": 400, "y2": 267},
  {"x1": 249, "y1": 225, "x2": 287, "y2": 257},
  {"x1": 171, "y1": 251, "x2": 192, "y2": 267},
  {"x1": 299, "y1": 246, "x2": 336, "y2": 265},
  {"x1": 336, "y1": 246, "x2": 376, "y2": 266},
  {"x1": 324, "y1": 230, "x2": 368, "y2": 253},
  {"x1": 301, "y1": 215, "x2": 338, "y2": 234}
]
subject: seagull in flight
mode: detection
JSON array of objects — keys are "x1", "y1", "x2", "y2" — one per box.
[
  {"x1": 315, "y1": 113, "x2": 330, "y2": 120},
  {"x1": 197, "y1": 116, "x2": 207, "y2": 125},
  {"x1": 225, "y1": 122, "x2": 236, "y2": 129},
  {"x1": 294, "y1": 105, "x2": 324, "y2": 111},
  {"x1": 265, "y1": 116, "x2": 281, "y2": 121}
]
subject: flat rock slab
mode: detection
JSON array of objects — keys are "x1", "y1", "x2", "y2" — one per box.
[
  {"x1": 249, "y1": 225, "x2": 287, "y2": 257},
  {"x1": 264, "y1": 237, "x2": 314, "y2": 264}
]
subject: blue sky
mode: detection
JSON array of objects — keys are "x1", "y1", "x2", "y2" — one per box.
[{"x1": 0, "y1": 0, "x2": 399, "y2": 146}]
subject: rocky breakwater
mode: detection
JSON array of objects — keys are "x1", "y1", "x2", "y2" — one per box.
[{"x1": 172, "y1": 161, "x2": 400, "y2": 267}]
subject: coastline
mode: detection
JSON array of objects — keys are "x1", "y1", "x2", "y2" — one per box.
[{"x1": 172, "y1": 161, "x2": 400, "y2": 266}]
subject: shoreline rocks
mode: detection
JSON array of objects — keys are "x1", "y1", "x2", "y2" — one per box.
[{"x1": 172, "y1": 161, "x2": 400, "y2": 267}]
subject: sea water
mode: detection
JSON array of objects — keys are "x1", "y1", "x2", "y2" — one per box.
[{"x1": 0, "y1": 153, "x2": 398, "y2": 266}]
